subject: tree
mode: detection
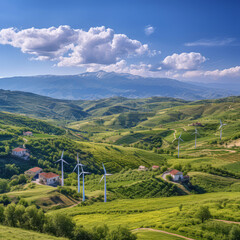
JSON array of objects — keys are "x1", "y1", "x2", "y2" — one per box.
[
  {"x1": 195, "y1": 206, "x2": 212, "y2": 223},
  {"x1": 229, "y1": 225, "x2": 240, "y2": 240},
  {"x1": 15, "y1": 204, "x2": 25, "y2": 227},
  {"x1": 4, "y1": 203, "x2": 17, "y2": 227},
  {"x1": 106, "y1": 226, "x2": 137, "y2": 240},
  {"x1": 166, "y1": 175, "x2": 173, "y2": 181},
  {"x1": 73, "y1": 226, "x2": 93, "y2": 240},
  {"x1": 0, "y1": 179, "x2": 9, "y2": 193},
  {"x1": 0, "y1": 204, "x2": 4, "y2": 223}
]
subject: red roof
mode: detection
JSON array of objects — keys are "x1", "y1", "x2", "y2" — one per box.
[
  {"x1": 13, "y1": 147, "x2": 27, "y2": 152},
  {"x1": 28, "y1": 167, "x2": 42, "y2": 173},
  {"x1": 169, "y1": 169, "x2": 182, "y2": 175},
  {"x1": 24, "y1": 131, "x2": 32, "y2": 134},
  {"x1": 39, "y1": 172, "x2": 59, "y2": 179},
  {"x1": 152, "y1": 165, "x2": 159, "y2": 169}
]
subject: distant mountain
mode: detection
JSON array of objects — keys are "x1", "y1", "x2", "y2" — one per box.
[{"x1": 0, "y1": 71, "x2": 233, "y2": 100}]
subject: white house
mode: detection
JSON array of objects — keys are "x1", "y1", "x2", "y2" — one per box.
[
  {"x1": 138, "y1": 165, "x2": 147, "y2": 171},
  {"x1": 39, "y1": 172, "x2": 59, "y2": 186},
  {"x1": 169, "y1": 169, "x2": 183, "y2": 181},
  {"x1": 12, "y1": 147, "x2": 30, "y2": 160},
  {"x1": 25, "y1": 167, "x2": 42, "y2": 178}
]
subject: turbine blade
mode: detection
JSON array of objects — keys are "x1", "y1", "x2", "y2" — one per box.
[
  {"x1": 102, "y1": 163, "x2": 106, "y2": 174},
  {"x1": 99, "y1": 175, "x2": 104, "y2": 183},
  {"x1": 61, "y1": 150, "x2": 64, "y2": 159},
  {"x1": 106, "y1": 173, "x2": 112, "y2": 176},
  {"x1": 73, "y1": 165, "x2": 77, "y2": 172},
  {"x1": 55, "y1": 159, "x2": 61, "y2": 163},
  {"x1": 180, "y1": 138, "x2": 184, "y2": 142},
  {"x1": 62, "y1": 159, "x2": 69, "y2": 164},
  {"x1": 220, "y1": 120, "x2": 222, "y2": 125}
]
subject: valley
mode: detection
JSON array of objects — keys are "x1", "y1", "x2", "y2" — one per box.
[{"x1": 0, "y1": 91, "x2": 239, "y2": 239}]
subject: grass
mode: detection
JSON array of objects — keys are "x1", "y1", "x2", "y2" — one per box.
[
  {"x1": 0, "y1": 225, "x2": 67, "y2": 240},
  {"x1": 134, "y1": 229, "x2": 183, "y2": 240},
  {"x1": 3, "y1": 184, "x2": 76, "y2": 210}
]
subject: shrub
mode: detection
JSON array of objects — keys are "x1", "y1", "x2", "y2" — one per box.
[
  {"x1": 195, "y1": 206, "x2": 212, "y2": 223},
  {"x1": 166, "y1": 175, "x2": 173, "y2": 181}
]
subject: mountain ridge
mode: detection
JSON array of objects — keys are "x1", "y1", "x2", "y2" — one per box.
[{"x1": 0, "y1": 71, "x2": 234, "y2": 100}]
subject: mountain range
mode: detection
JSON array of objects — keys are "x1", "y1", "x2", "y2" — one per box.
[{"x1": 0, "y1": 71, "x2": 234, "y2": 100}]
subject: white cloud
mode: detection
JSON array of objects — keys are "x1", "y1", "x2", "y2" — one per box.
[
  {"x1": 185, "y1": 38, "x2": 235, "y2": 47},
  {"x1": 162, "y1": 52, "x2": 206, "y2": 70},
  {"x1": 144, "y1": 25, "x2": 155, "y2": 36},
  {"x1": 182, "y1": 66, "x2": 240, "y2": 79},
  {"x1": 0, "y1": 25, "x2": 152, "y2": 66}
]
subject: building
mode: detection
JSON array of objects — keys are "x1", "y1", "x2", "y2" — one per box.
[
  {"x1": 169, "y1": 169, "x2": 183, "y2": 181},
  {"x1": 138, "y1": 165, "x2": 147, "y2": 171},
  {"x1": 39, "y1": 172, "x2": 60, "y2": 186},
  {"x1": 23, "y1": 131, "x2": 33, "y2": 136},
  {"x1": 152, "y1": 165, "x2": 160, "y2": 170},
  {"x1": 25, "y1": 167, "x2": 42, "y2": 178},
  {"x1": 12, "y1": 147, "x2": 30, "y2": 160}
]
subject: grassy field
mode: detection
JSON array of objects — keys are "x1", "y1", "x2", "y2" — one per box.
[
  {"x1": 4, "y1": 184, "x2": 77, "y2": 210},
  {"x1": 0, "y1": 225, "x2": 67, "y2": 240},
  {"x1": 134, "y1": 229, "x2": 184, "y2": 240}
]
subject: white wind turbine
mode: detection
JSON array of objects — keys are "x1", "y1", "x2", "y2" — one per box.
[
  {"x1": 80, "y1": 165, "x2": 90, "y2": 201},
  {"x1": 100, "y1": 163, "x2": 112, "y2": 203},
  {"x1": 192, "y1": 127, "x2": 199, "y2": 149},
  {"x1": 73, "y1": 154, "x2": 84, "y2": 193},
  {"x1": 55, "y1": 150, "x2": 68, "y2": 186},
  {"x1": 219, "y1": 120, "x2": 227, "y2": 140},
  {"x1": 173, "y1": 133, "x2": 184, "y2": 158}
]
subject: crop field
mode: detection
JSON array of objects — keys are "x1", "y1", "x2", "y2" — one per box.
[{"x1": 0, "y1": 225, "x2": 67, "y2": 240}]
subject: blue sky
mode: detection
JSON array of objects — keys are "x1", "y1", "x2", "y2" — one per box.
[{"x1": 0, "y1": 0, "x2": 239, "y2": 83}]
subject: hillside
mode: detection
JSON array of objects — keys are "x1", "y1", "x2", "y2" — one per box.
[
  {"x1": 0, "y1": 89, "x2": 87, "y2": 121},
  {"x1": 0, "y1": 71, "x2": 233, "y2": 100}
]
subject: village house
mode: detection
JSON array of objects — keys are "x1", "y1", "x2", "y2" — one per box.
[
  {"x1": 169, "y1": 169, "x2": 184, "y2": 181},
  {"x1": 138, "y1": 165, "x2": 147, "y2": 171},
  {"x1": 152, "y1": 165, "x2": 160, "y2": 170},
  {"x1": 25, "y1": 167, "x2": 42, "y2": 179},
  {"x1": 39, "y1": 172, "x2": 60, "y2": 186},
  {"x1": 12, "y1": 147, "x2": 30, "y2": 160},
  {"x1": 23, "y1": 131, "x2": 33, "y2": 136}
]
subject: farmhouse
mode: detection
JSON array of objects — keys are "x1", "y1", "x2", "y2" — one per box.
[
  {"x1": 39, "y1": 172, "x2": 59, "y2": 186},
  {"x1": 23, "y1": 131, "x2": 33, "y2": 136},
  {"x1": 25, "y1": 167, "x2": 42, "y2": 178},
  {"x1": 12, "y1": 147, "x2": 30, "y2": 160},
  {"x1": 169, "y1": 169, "x2": 183, "y2": 181},
  {"x1": 138, "y1": 165, "x2": 147, "y2": 171},
  {"x1": 152, "y1": 165, "x2": 160, "y2": 170}
]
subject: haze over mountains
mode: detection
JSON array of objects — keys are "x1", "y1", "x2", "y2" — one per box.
[{"x1": 0, "y1": 71, "x2": 234, "y2": 100}]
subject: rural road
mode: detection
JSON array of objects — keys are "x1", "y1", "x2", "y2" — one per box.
[
  {"x1": 134, "y1": 228, "x2": 195, "y2": 240},
  {"x1": 215, "y1": 219, "x2": 240, "y2": 225}
]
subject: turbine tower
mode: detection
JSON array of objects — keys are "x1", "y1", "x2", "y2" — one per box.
[
  {"x1": 192, "y1": 127, "x2": 199, "y2": 149},
  {"x1": 174, "y1": 133, "x2": 184, "y2": 158},
  {"x1": 80, "y1": 165, "x2": 90, "y2": 201},
  {"x1": 219, "y1": 120, "x2": 227, "y2": 140},
  {"x1": 100, "y1": 163, "x2": 112, "y2": 202},
  {"x1": 55, "y1": 150, "x2": 68, "y2": 186},
  {"x1": 73, "y1": 154, "x2": 84, "y2": 193}
]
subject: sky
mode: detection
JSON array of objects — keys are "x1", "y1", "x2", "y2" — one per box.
[{"x1": 0, "y1": 0, "x2": 240, "y2": 83}]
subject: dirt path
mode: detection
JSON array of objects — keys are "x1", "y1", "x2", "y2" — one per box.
[
  {"x1": 215, "y1": 219, "x2": 240, "y2": 225},
  {"x1": 134, "y1": 228, "x2": 195, "y2": 240},
  {"x1": 171, "y1": 129, "x2": 177, "y2": 143},
  {"x1": 181, "y1": 127, "x2": 187, "y2": 131}
]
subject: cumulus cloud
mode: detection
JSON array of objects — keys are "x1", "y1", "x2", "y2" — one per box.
[
  {"x1": 144, "y1": 25, "x2": 155, "y2": 36},
  {"x1": 182, "y1": 66, "x2": 240, "y2": 79},
  {"x1": 185, "y1": 38, "x2": 235, "y2": 47},
  {"x1": 0, "y1": 25, "x2": 152, "y2": 66},
  {"x1": 162, "y1": 52, "x2": 206, "y2": 70}
]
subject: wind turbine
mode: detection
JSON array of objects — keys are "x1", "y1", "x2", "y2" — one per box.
[
  {"x1": 192, "y1": 127, "x2": 199, "y2": 149},
  {"x1": 219, "y1": 120, "x2": 227, "y2": 140},
  {"x1": 173, "y1": 133, "x2": 184, "y2": 158},
  {"x1": 73, "y1": 154, "x2": 84, "y2": 193},
  {"x1": 55, "y1": 150, "x2": 68, "y2": 186},
  {"x1": 100, "y1": 163, "x2": 112, "y2": 202},
  {"x1": 80, "y1": 165, "x2": 90, "y2": 201}
]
